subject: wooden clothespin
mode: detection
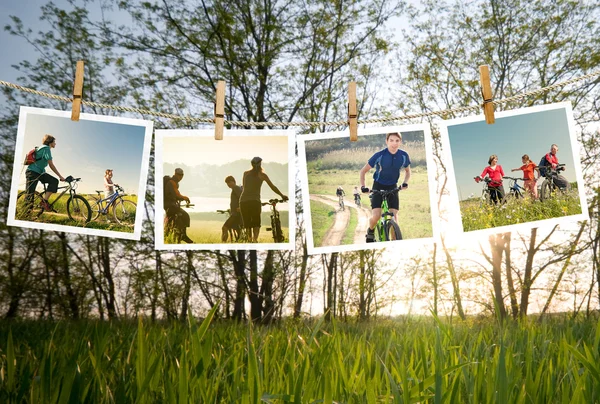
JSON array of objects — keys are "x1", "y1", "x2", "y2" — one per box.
[
  {"x1": 214, "y1": 80, "x2": 226, "y2": 140},
  {"x1": 71, "y1": 60, "x2": 85, "y2": 121},
  {"x1": 348, "y1": 81, "x2": 358, "y2": 141},
  {"x1": 479, "y1": 65, "x2": 495, "y2": 124}
]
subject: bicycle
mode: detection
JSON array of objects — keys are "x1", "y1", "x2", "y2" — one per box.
[
  {"x1": 501, "y1": 176, "x2": 526, "y2": 202},
  {"x1": 338, "y1": 194, "x2": 345, "y2": 211},
  {"x1": 16, "y1": 175, "x2": 91, "y2": 225},
  {"x1": 217, "y1": 208, "x2": 249, "y2": 242},
  {"x1": 164, "y1": 201, "x2": 194, "y2": 244},
  {"x1": 261, "y1": 199, "x2": 287, "y2": 243},
  {"x1": 88, "y1": 185, "x2": 137, "y2": 225},
  {"x1": 474, "y1": 176, "x2": 503, "y2": 206},
  {"x1": 540, "y1": 164, "x2": 571, "y2": 201},
  {"x1": 369, "y1": 187, "x2": 402, "y2": 242},
  {"x1": 354, "y1": 193, "x2": 361, "y2": 207}
]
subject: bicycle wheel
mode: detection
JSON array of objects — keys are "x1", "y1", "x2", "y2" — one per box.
[
  {"x1": 16, "y1": 191, "x2": 44, "y2": 220},
  {"x1": 385, "y1": 220, "x2": 403, "y2": 241},
  {"x1": 502, "y1": 191, "x2": 516, "y2": 204},
  {"x1": 540, "y1": 180, "x2": 553, "y2": 201},
  {"x1": 88, "y1": 197, "x2": 103, "y2": 221},
  {"x1": 271, "y1": 217, "x2": 284, "y2": 243},
  {"x1": 112, "y1": 199, "x2": 137, "y2": 225},
  {"x1": 67, "y1": 195, "x2": 92, "y2": 224}
]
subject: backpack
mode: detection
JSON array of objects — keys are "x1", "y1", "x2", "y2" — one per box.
[
  {"x1": 538, "y1": 155, "x2": 549, "y2": 177},
  {"x1": 163, "y1": 175, "x2": 176, "y2": 207},
  {"x1": 24, "y1": 147, "x2": 40, "y2": 165}
]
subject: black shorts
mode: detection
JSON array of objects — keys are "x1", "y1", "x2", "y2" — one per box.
[
  {"x1": 224, "y1": 211, "x2": 242, "y2": 230},
  {"x1": 26, "y1": 170, "x2": 59, "y2": 194},
  {"x1": 240, "y1": 200, "x2": 261, "y2": 228},
  {"x1": 370, "y1": 182, "x2": 399, "y2": 210}
]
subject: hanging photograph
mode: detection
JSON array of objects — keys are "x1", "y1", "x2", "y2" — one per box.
[
  {"x1": 440, "y1": 102, "x2": 589, "y2": 234},
  {"x1": 155, "y1": 129, "x2": 295, "y2": 250},
  {"x1": 7, "y1": 107, "x2": 153, "y2": 240},
  {"x1": 297, "y1": 124, "x2": 438, "y2": 254}
]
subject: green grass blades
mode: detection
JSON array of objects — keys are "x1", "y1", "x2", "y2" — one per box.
[{"x1": 1, "y1": 315, "x2": 600, "y2": 402}]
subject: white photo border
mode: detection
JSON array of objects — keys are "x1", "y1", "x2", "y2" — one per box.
[
  {"x1": 7, "y1": 106, "x2": 153, "y2": 241},
  {"x1": 154, "y1": 128, "x2": 296, "y2": 251},
  {"x1": 438, "y1": 101, "x2": 590, "y2": 238},
  {"x1": 297, "y1": 124, "x2": 439, "y2": 255}
]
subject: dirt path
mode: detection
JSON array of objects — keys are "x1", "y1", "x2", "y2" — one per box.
[{"x1": 310, "y1": 194, "x2": 371, "y2": 246}]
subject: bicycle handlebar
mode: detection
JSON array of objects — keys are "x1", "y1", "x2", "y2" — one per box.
[
  {"x1": 370, "y1": 187, "x2": 402, "y2": 195},
  {"x1": 261, "y1": 198, "x2": 287, "y2": 206},
  {"x1": 216, "y1": 209, "x2": 231, "y2": 214}
]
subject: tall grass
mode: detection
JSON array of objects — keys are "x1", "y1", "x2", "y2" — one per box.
[
  {"x1": 461, "y1": 190, "x2": 582, "y2": 231},
  {"x1": 1, "y1": 315, "x2": 600, "y2": 402},
  {"x1": 308, "y1": 141, "x2": 427, "y2": 171}
]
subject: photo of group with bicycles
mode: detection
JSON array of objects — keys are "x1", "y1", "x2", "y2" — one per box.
[
  {"x1": 443, "y1": 103, "x2": 588, "y2": 233},
  {"x1": 154, "y1": 130, "x2": 294, "y2": 250},
  {"x1": 298, "y1": 125, "x2": 438, "y2": 254},
  {"x1": 8, "y1": 107, "x2": 152, "y2": 240}
]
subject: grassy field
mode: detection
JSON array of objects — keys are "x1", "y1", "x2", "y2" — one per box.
[
  {"x1": 460, "y1": 189, "x2": 582, "y2": 231},
  {"x1": 310, "y1": 200, "x2": 337, "y2": 246},
  {"x1": 308, "y1": 166, "x2": 433, "y2": 241},
  {"x1": 1, "y1": 313, "x2": 600, "y2": 403},
  {"x1": 15, "y1": 192, "x2": 137, "y2": 232},
  {"x1": 169, "y1": 211, "x2": 290, "y2": 244}
]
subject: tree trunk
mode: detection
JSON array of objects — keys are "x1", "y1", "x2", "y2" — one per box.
[
  {"x1": 230, "y1": 250, "x2": 247, "y2": 321},
  {"x1": 432, "y1": 243, "x2": 439, "y2": 316},
  {"x1": 520, "y1": 228, "x2": 537, "y2": 319},
  {"x1": 441, "y1": 237, "x2": 466, "y2": 320},
  {"x1": 503, "y1": 233, "x2": 518, "y2": 320},
  {"x1": 489, "y1": 233, "x2": 507, "y2": 320},
  {"x1": 58, "y1": 232, "x2": 79, "y2": 319},
  {"x1": 156, "y1": 250, "x2": 175, "y2": 320},
  {"x1": 293, "y1": 241, "x2": 309, "y2": 318},
  {"x1": 248, "y1": 250, "x2": 262, "y2": 322},
  {"x1": 217, "y1": 253, "x2": 232, "y2": 319},
  {"x1": 180, "y1": 251, "x2": 193, "y2": 321},
  {"x1": 98, "y1": 237, "x2": 117, "y2": 319},
  {"x1": 260, "y1": 251, "x2": 275, "y2": 323},
  {"x1": 358, "y1": 251, "x2": 366, "y2": 320}
]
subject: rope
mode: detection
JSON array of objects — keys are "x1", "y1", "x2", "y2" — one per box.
[{"x1": 2, "y1": 69, "x2": 599, "y2": 127}]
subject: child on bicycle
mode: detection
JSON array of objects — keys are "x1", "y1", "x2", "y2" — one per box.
[
  {"x1": 475, "y1": 154, "x2": 504, "y2": 204},
  {"x1": 359, "y1": 132, "x2": 411, "y2": 243},
  {"x1": 511, "y1": 154, "x2": 539, "y2": 199},
  {"x1": 25, "y1": 134, "x2": 66, "y2": 211}
]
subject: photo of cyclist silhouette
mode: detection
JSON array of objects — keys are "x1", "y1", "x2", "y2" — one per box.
[
  {"x1": 442, "y1": 103, "x2": 588, "y2": 233},
  {"x1": 8, "y1": 107, "x2": 152, "y2": 240},
  {"x1": 298, "y1": 126, "x2": 436, "y2": 253},
  {"x1": 156, "y1": 130, "x2": 293, "y2": 248}
]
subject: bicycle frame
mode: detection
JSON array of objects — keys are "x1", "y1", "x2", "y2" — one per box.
[
  {"x1": 93, "y1": 190, "x2": 122, "y2": 214},
  {"x1": 370, "y1": 187, "x2": 402, "y2": 242}
]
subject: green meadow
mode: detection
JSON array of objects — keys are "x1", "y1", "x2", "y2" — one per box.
[
  {"x1": 460, "y1": 189, "x2": 582, "y2": 231},
  {"x1": 1, "y1": 313, "x2": 599, "y2": 403}
]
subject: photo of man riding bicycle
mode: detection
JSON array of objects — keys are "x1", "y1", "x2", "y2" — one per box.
[
  {"x1": 442, "y1": 103, "x2": 587, "y2": 233},
  {"x1": 298, "y1": 126, "x2": 436, "y2": 253},
  {"x1": 360, "y1": 132, "x2": 411, "y2": 243},
  {"x1": 164, "y1": 168, "x2": 194, "y2": 244},
  {"x1": 8, "y1": 107, "x2": 152, "y2": 240},
  {"x1": 155, "y1": 130, "x2": 293, "y2": 249}
]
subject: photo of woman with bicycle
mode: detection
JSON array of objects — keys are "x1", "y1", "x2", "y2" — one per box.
[
  {"x1": 8, "y1": 107, "x2": 153, "y2": 240},
  {"x1": 155, "y1": 129, "x2": 294, "y2": 249},
  {"x1": 441, "y1": 103, "x2": 588, "y2": 233},
  {"x1": 298, "y1": 125, "x2": 437, "y2": 254}
]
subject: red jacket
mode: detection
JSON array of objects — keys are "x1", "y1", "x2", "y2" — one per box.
[
  {"x1": 545, "y1": 153, "x2": 558, "y2": 169},
  {"x1": 480, "y1": 165, "x2": 504, "y2": 187}
]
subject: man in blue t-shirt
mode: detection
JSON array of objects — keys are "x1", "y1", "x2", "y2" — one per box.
[{"x1": 359, "y1": 132, "x2": 411, "y2": 242}]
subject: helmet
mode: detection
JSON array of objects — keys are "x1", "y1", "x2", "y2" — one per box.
[{"x1": 251, "y1": 156, "x2": 262, "y2": 166}]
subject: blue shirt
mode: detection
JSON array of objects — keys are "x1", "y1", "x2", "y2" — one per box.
[
  {"x1": 26, "y1": 145, "x2": 52, "y2": 174},
  {"x1": 367, "y1": 148, "x2": 411, "y2": 186}
]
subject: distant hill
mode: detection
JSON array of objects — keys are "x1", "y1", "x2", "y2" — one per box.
[{"x1": 163, "y1": 160, "x2": 289, "y2": 198}]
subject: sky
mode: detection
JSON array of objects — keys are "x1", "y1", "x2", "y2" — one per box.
[
  {"x1": 16, "y1": 111, "x2": 148, "y2": 194},
  {"x1": 447, "y1": 107, "x2": 578, "y2": 200},
  {"x1": 162, "y1": 135, "x2": 289, "y2": 166}
]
